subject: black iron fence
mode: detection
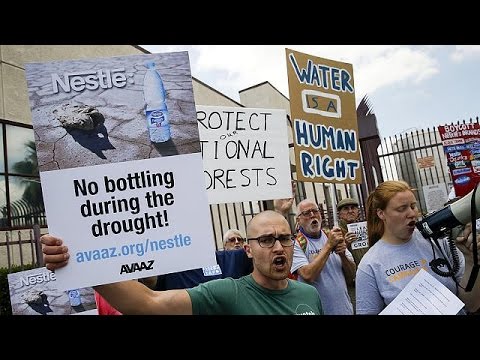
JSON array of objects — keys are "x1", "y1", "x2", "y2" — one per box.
[
  {"x1": 0, "y1": 225, "x2": 45, "y2": 270},
  {"x1": 378, "y1": 118, "x2": 479, "y2": 216}
]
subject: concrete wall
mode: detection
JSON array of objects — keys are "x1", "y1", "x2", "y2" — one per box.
[{"x1": 239, "y1": 81, "x2": 290, "y2": 114}]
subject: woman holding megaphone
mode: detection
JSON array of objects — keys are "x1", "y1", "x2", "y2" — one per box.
[{"x1": 356, "y1": 180, "x2": 479, "y2": 315}]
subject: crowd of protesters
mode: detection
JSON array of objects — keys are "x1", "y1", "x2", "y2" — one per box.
[{"x1": 42, "y1": 180, "x2": 480, "y2": 315}]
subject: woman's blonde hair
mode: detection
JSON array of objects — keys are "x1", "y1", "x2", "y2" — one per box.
[{"x1": 366, "y1": 180, "x2": 414, "y2": 247}]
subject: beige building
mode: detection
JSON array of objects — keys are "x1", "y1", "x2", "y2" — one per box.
[{"x1": 0, "y1": 45, "x2": 346, "y2": 268}]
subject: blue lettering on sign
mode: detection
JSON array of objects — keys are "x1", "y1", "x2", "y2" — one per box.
[
  {"x1": 448, "y1": 145, "x2": 467, "y2": 152},
  {"x1": 452, "y1": 168, "x2": 472, "y2": 176},
  {"x1": 455, "y1": 175, "x2": 471, "y2": 185}
]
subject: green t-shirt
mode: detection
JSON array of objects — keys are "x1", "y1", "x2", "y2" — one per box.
[{"x1": 186, "y1": 274, "x2": 323, "y2": 315}]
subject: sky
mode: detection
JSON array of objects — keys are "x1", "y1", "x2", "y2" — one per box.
[{"x1": 140, "y1": 45, "x2": 480, "y2": 139}]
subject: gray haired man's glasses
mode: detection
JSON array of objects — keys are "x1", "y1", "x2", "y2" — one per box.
[
  {"x1": 298, "y1": 208, "x2": 320, "y2": 217},
  {"x1": 247, "y1": 234, "x2": 295, "y2": 248}
]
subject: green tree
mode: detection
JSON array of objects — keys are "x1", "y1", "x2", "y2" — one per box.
[{"x1": 11, "y1": 141, "x2": 43, "y2": 206}]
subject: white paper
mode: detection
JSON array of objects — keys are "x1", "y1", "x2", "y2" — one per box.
[
  {"x1": 380, "y1": 269, "x2": 464, "y2": 315},
  {"x1": 423, "y1": 183, "x2": 448, "y2": 213},
  {"x1": 346, "y1": 221, "x2": 369, "y2": 249}
]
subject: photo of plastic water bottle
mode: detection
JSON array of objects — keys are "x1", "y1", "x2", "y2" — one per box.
[
  {"x1": 68, "y1": 289, "x2": 82, "y2": 307},
  {"x1": 143, "y1": 61, "x2": 171, "y2": 143}
]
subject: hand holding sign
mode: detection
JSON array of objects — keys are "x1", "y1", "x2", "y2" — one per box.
[{"x1": 346, "y1": 221, "x2": 369, "y2": 250}]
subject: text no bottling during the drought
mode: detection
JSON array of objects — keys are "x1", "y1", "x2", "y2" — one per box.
[{"x1": 73, "y1": 170, "x2": 175, "y2": 237}]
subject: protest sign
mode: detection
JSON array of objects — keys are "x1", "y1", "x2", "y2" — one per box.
[
  {"x1": 438, "y1": 123, "x2": 480, "y2": 197},
  {"x1": 26, "y1": 52, "x2": 216, "y2": 290},
  {"x1": 7, "y1": 267, "x2": 97, "y2": 315},
  {"x1": 285, "y1": 48, "x2": 361, "y2": 184},
  {"x1": 197, "y1": 105, "x2": 292, "y2": 204},
  {"x1": 347, "y1": 221, "x2": 368, "y2": 250}
]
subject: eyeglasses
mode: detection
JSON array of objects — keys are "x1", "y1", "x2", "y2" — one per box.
[
  {"x1": 298, "y1": 208, "x2": 320, "y2": 217},
  {"x1": 247, "y1": 234, "x2": 295, "y2": 248},
  {"x1": 227, "y1": 236, "x2": 244, "y2": 243}
]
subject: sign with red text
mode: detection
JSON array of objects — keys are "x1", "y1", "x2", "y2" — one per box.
[
  {"x1": 285, "y1": 48, "x2": 361, "y2": 184},
  {"x1": 25, "y1": 52, "x2": 216, "y2": 290},
  {"x1": 438, "y1": 123, "x2": 480, "y2": 197},
  {"x1": 197, "y1": 105, "x2": 292, "y2": 204}
]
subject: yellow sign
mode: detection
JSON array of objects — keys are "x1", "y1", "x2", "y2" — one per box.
[{"x1": 286, "y1": 48, "x2": 362, "y2": 184}]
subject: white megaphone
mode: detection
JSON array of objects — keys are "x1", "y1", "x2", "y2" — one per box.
[{"x1": 416, "y1": 185, "x2": 480, "y2": 239}]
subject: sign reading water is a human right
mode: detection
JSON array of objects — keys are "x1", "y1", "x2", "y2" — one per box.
[
  {"x1": 197, "y1": 105, "x2": 292, "y2": 204},
  {"x1": 25, "y1": 52, "x2": 216, "y2": 290},
  {"x1": 285, "y1": 48, "x2": 362, "y2": 184}
]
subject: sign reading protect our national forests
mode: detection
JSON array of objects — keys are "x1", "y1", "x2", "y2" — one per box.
[
  {"x1": 197, "y1": 105, "x2": 292, "y2": 204},
  {"x1": 285, "y1": 48, "x2": 361, "y2": 184}
]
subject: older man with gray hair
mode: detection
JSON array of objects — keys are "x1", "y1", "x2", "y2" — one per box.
[
  {"x1": 290, "y1": 199, "x2": 356, "y2": 315},
  {"x1": 223, "y1": 229, "x2": 245, "y2": 251}
]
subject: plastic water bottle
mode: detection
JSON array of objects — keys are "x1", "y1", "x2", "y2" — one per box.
[
  {"x1": 143, "y1": 61, "x2": 171, "y2": 143},
  {"x1": 68, "y1": 289, "x2": 82, "y2": 307}
]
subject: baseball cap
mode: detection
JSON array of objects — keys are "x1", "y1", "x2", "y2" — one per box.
[{"x1": 337, "y1": 198, "x2": 359, "y2": 211}]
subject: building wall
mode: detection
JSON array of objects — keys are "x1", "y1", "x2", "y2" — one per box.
[
  {"x1": 239, "y1": 82, "x2": 290, "y2": 115},
  {"x1": 193, "y1": 81, "x2": 242, "y2": 107}
]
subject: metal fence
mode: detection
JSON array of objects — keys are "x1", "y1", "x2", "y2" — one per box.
[
  {"x1": 0, "y1": 225, "x2": 45, "y2": 270},
  {"x1": 208, "y1": 118, "x2": 479, "y2": 247},
  {"x1": 378, "y1": 117, "x2": 479, "y2": 215},
  {"x1": 208, "y1": 179, "x2": 366, "y2": 250}
]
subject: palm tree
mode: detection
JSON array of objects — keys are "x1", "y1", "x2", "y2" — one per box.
[{"x1": 11, "y1": 140, "x2": 43, "y2": 207}]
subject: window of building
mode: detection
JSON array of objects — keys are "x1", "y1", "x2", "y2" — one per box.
[{"x1": 0, "y1": 120, "x2": 46, "y2": 230}]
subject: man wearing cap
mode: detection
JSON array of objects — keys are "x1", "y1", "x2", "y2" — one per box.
[
  {"x1": 337, "y1": 197, "x2": 369, "y2": 313},
  {"x1": 337, "y1": 198, "x2": 369, "y2": 265}
]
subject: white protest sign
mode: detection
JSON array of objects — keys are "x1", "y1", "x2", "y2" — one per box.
[
  {"x1": 25, "y1": 52, "x2": 216, "y2": 290},
  {"x1": 423, "y1": 183, "x2": 448, "y2": 213},
  {"x1": 347, "y1": 221, "x2": 369, "y2": 250},
  {"x1": 41, "y1": 155, "x2": 216, "y2": 290},
  {"x1": 197, "y1": 105, "x2": 292, "y2": 204}
]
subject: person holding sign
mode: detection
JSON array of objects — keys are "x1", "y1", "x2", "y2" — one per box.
[
  {"x1": 41, "y1": 210, "x2": 323, "y2": 315},
  {"x1": 356, "y1": 180, "x2": 476, "y2": 315},
  {"x1": 337, "y1": 197, "x2": 368, "y2": 313},
  {"x1": 338, "y1": 198, "x2": 369, "y2": 264},
  {"x1": 290, "y1": 199, "x2": 356, "y2": 315}
]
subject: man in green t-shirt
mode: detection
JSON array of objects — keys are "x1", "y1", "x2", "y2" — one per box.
[{"x1": 41, "y1": 210, "x2": 323, "y2": 315}]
